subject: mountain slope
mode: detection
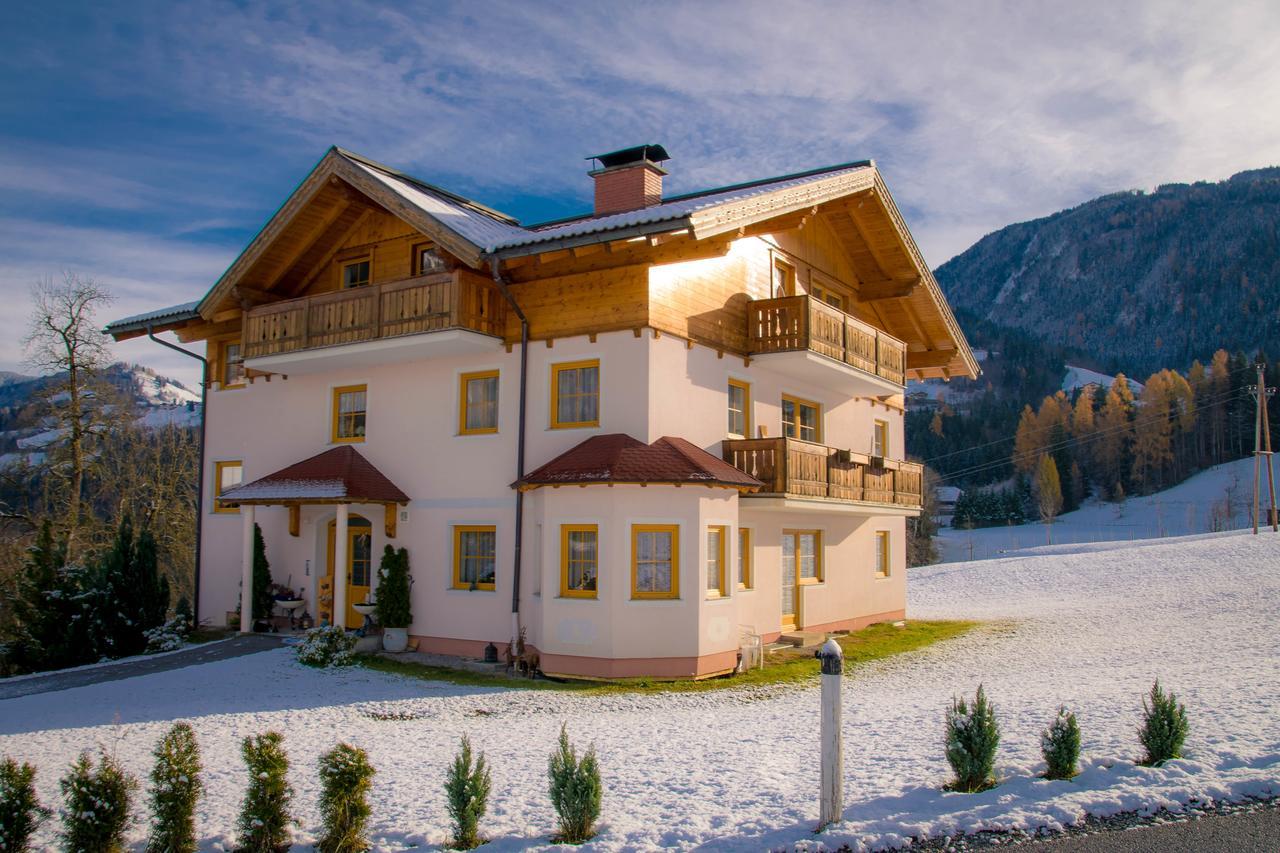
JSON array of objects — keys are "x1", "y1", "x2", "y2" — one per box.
[{"x1": 936, "y1": 167, "x2": 1280, "y2": 376}]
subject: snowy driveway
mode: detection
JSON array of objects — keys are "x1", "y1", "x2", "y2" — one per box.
[{"x1": 1, "y1": 532, "x2": 1277, "y2": 851}]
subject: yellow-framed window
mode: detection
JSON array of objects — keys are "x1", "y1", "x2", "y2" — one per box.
[
  {"x1": 459, "y1": 370, "x2": 499, "y2": 434},
  {"x1": 782, "y1": 394, "x2": 822, "y2": 442},
  {"x1": 875, "y1": 530, "x2": 891, "y2": 578},
  {"x1": 453, "y1": 525, "x2": 497, "y2": 590},
  {"x1": 560, "y1": 524, "x2": 599, "y2": 598},
  {"x1": 331, "y1": 385, "x2": 367, "y2": 443},
  {"x1": 737, "y1": 527, "x2": 752, "y2": 589},
  {"x1": 785, "y1": 529, "x2": 823, "y2": 583},
  {"x1": 341, "y1": 256, "x2": 371, "y2": 288},
  {"x1": 705, "y1": 525, "x2": 727, "y2": 598},
  {"x1": 727, "y1": 378, "x2": 751, "y2": 438},
  {"x1": 873, "y1": 419, "x2": 888, "y2": 457},
  {"x1": 631, "y1": 524, "x2": 679, "y2": 599},
  {"x1": 551, "y1": 359, "x2": 600, "y2": 429},
  {"x1": 213, "y1": 460, "x2": 243, "y2": 514},
  {"x1": 221, "y1": 340, "x2": 246, "y2": 389}
]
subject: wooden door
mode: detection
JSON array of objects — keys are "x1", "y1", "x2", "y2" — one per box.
[{"x1": 325, "y1": 516, "x2": 373, "y2": 628}]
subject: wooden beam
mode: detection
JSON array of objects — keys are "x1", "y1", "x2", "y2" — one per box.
[
  {"x1": 232, "y1": 284, "x2": 274, "y2": 308},
  {"x1": 174, "y1": 318, "x2": 241, "y2": 343},
  {"x1": 858, "y1": 276, "x2": 920, "y2": 301},
  {"x1": 906, "y1": 348, "x2": 958, "y2": 370},
  {"x1": 385, "y1": 504, "x2": 397, "y2": 538},
  {"x1": 288, "y1": 505, "x2": 300, "y2": 537}
]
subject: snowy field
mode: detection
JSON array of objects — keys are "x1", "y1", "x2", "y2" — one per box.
[
  {"x1": 2, "y1": 532, "x2": 1278, "y2": 851},
  {"x1": 937, "y1": 457, "x2": 1260, "y2": 563}
]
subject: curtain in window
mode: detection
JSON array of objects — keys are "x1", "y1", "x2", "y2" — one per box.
[
  {"x1": 557, "y1": 365, "x2": 599, "y2": 425},
  {"x1": 466, "y1": 375, "x2": 499, "y2": 430},
  {"x1": 565, "y1": 529, "x2": 598, "y2": 591},
  {"x1": 460, "y1": 530, "x2": 497, "y2": 585},
  {"x1": 634, "y1": 529, "x2": 673, "y2": 593}
]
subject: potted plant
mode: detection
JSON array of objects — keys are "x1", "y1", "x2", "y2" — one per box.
[{"x1": 375, "y1": 546, "x2": 412, "y2": 652}]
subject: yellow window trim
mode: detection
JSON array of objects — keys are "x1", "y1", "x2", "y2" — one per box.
[
  {"x1": 559, "y1": 524, "x2": 599, "y2": 599},
  {"x1": 727, "y1": 378, "x2": 752, "y2": 438},
  {"x1": 213, "y1": 460, "x2": 242, "y2": 514},
  {"x1": 781, "y1": 393, "x2": 823, "y2": 442},
  {"x1": 873, "y1": 419, "x2": 889, "y2": 456},
  {"x1": 706, "y1": 524, "x2": 727, "y2": 598},
  {"x1": 876, "y1": 530, "x2": 891, "y2": 578},
  {"x1": 550, "y1": 359, "x2": 601, "y2": 429},
  {"x1": 453, "y1": 524, "x2": 497, "y2": 591},
  {"x1": 331, "y1": 384, "x2": 367, "y2": 444},
  {"x1": 458, "y1": 370, "x2": 500, "y2": 435},
  {"x1": 785, "y1": 528, "x2": 824, "y2": 584},
  {"x1": 737, "y1": 527, "x2": 752, "y2": 589},
  {"x1": 631, "y1": 523, "x2": 679, "y2": 600},
  {"x1": 218, "y1": 339, "x2": 246, "y2": 390}
]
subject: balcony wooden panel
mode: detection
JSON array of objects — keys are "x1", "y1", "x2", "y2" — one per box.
[
  {"x1": 747, "y1": 294, "x2": 907, "y2": 386},
  {"x1": 723, "y1": 437, "x2": 923, "y2": 509},
  {"x1": 242, "y1": 270, "x2": 506, "y2": 359}
]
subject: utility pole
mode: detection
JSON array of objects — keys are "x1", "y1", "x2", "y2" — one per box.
[{"x1": 1248, "y1": 363, "x2": 1277, "y2": 534}]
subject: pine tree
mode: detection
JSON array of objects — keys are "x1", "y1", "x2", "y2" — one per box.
[
  {"x1": 1139, "y1": 680, "x2": 1189, "y2": 766},
  {"x1": 3, "y1": 520, "x2": 91, "y2": 673},
  {"x1": 147, "y1": 722, "x2": 202, "y2": 853},
  {"x1": 59, "y1": 751, "x2": 137, "y2": 853},
  {"x1": 547, "y1": 725, "x2": 601, "y2": 844},
  {"x1": 236, "y1": 732, "x2": 293, "y2": 853},
  {"x1": 251, "y1": 524, "x2": 273, "y2": 623},
  {"x1": 374, "y1": 546, "x2": 411, "y2": 629},
  {"x1": 445, "y1": 736, "x2": 491, "y2": 850},
  {"x1": 1040, "y1": 707, "x2": 1080, "y2": 780},
  {"x1": 0, "y1": 757, "x2": 48, "y2": 852},
  {"x1": 316, "y1": 744, "x2": 374, "y2": 853},
  {"x1": 1012, "y1": 405, "x2": 1040, "y2": 475},
  {"x1": 944, "y1": 685, "x2": 1000, "y2": 792},
  {"x1": 1071, "y1": 391, "x2": 1096, "y2": 479}
]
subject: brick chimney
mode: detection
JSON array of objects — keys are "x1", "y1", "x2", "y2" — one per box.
[{"x1": 588, "y1": 144, "x2": 670, "y2": 216}]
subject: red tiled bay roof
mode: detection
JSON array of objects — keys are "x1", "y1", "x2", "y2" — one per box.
[
  {"x1": 517, "y1": 434, "x2": 762, "y2": 490},
  {"x1": 220, "y1": 446, "x2": 409, "y2": 505}
]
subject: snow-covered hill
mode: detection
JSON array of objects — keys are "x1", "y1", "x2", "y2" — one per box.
[
  {"x1": 1061, "y1": 364, "x2": 1144, "y2": 396},
  {"x1": 937, "y1": 456, "x2": 1258, "y2": 561}
]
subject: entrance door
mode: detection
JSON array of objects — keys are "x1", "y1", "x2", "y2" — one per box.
[
  {"x1": 325, "y1": 516, "x2": 373, "y2": 628},
  {"x1": 780, "y1": 533, "x2": 797, "y2": 630}
]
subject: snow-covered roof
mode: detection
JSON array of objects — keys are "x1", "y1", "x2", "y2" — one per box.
[
  {"x1": 104, "y1": 301, "x2": 200, "y2": 335},
  {"x1": 220, "y1": 445, "x2": 409, "y2": 505}
]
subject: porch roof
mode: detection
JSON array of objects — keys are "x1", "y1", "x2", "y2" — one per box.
[
  {"x1": 220, "y1": 445, "x2": 409, "y2": 505},
  {"x1": 516, "y1": 434, "x2": 763, "y2": 491}
]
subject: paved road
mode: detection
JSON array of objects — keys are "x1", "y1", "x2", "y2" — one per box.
[
  {"x1": 0, "y1": 634, "x2": 285, "y2": 699},
  {"x1": 1025, "y1": 801, "x2": 1280, "y2": 852}
]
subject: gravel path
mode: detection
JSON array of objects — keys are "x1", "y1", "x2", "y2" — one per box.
[{"x1": 0, "y1": 634, "x2": 284, "y2": 699}]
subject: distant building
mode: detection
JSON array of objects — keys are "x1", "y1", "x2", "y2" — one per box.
[{"x1": 935, "y1": 486, "x2": 962, "y2": 527}]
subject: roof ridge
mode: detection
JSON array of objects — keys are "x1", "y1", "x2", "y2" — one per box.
[{"x1": 333, "y1": 147, "x2": 521, "y2": 225}]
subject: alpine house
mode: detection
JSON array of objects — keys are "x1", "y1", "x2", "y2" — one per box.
[{"x1": 108, "y1": 143, "x2": 977, "y2": 678}]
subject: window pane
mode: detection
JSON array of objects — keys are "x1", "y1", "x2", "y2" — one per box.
[
  {"x1": 706, "y1": 528, "x2": 722, "y2": 591},
  {"x1": 782, "y1": 399, "x2": 796, "y2": 438},
  {"x1": 556, "y1": 365, "x2": 599, "y2": 426},
  {"x1": 466, "y1": 375, "x2": 498, "y2": 430},
  {"x1": 738, "y1": 529, "x2": 750, "y2": 587},
  {"x1": 566, "y1": 529, "x2": 598, "y2": 592},
  {"x1": 634, "y1": 529, "x2": 673, "y2": 594},
  {"x1": 728, "y1": 383, "x2": 746, "y2": 436},
  {"x1": 219, "y1": 464, "x2": 242, "y2": 493},
  {"x1": 343, "y1": 260, "x2": 370, "y2": 288},
  {"x1": 224, "y1": 343, "x2": 244, "y2": 386},
  {"x1": 799, "y1": 533, "x2": 818, "y2": 579}
]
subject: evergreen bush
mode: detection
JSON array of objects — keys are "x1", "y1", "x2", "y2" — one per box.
[
  {"x1": 251, "y1": 524, "x2": 273, "y2": 623},
  {"x1": 944, "y1": 684, "x2": 1000, "y2": 792},
  {"x1": 236, "y1": 732, "x2": 293, "y2": 853},
  {"x1": 144, "y1": 617, "x2": 191, "y2": 654},
  {"x1": 174, "y1": 597, "x2": 194, "y2": 634},
  {"x1": 0, "y1": 757, "x2": 48, "y2": 853},
  {"x1": 59, "y1": 750, "x2": 137, "y2": 853},
  {"x1": 146, "y1": 722, "x2": 202, "y2": 853},
  {"x1": 547, "y1": 724, "x2": 601, "y2": 844},
  {"x1": 90, "y1": 515, "x2": 169, "y2": 659},
  {"x1": 294, "y1": 625, "x2": 357, "y2": 668},
  {"x1": 1139, "y1": 679, "x2": 1189, "y2": 766},
  {"x1": 1040, "y1": 707, "x2": 1080, "y2": 780},
  {"x1": 316, "y1": 744, "x2": 375, "y2": 853},
  {"x1": 374, "y1": 546, "x2": 411, "y2": 628},
  {"x1": 3, "y1": 520, "x2": 94, "y2": 674},
  {"x1": 445, "y1": 736, "x2": 491, "y2": 850}
]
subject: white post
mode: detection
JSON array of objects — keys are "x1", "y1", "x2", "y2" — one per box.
[
  {"x1": 333, "y1": 504, "x2": 350, "y2": 629},
  {"x1": 239, "y1": 505, "x2": 255, "y2": 634},
  {"x1": 817, "y1": 637, "x2": 843, "y2": 829}
]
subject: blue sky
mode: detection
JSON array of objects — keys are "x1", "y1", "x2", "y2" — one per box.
[{"x1": 2, "y1": 0, "x2": 1278, "y2": 387}]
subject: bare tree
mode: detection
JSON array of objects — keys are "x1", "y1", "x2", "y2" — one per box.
[{"x1": 22, "y1": 273, "x2": 117, "y2": 552}]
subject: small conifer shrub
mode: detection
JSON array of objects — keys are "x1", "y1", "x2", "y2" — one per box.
[
  {"x1": 59, "y1": 750, "x2": 137, "y2": 853},
  {"x1": 236, "y1": 732, "x2": 293, "y2": 853},
  {"x1": 316, "y1": 743, "x2": 375, "y2": 853},
  {"x1": 1139, "y1": 679, "x2": 1189, "y2": 766},
  {"x1": 944, "y1": 684, "x2": 1000, "y2": 792},
  {"x1": 146, "y1": 722, "x2": 203, "y2": 853},
  {"x1": 295, "y1": 625, "x2": 357, "y2": 668},
  {"x1": 445, "y1": 736, "x2": 491, "y2": 850},
  {"x1": 547, "y1": 724, "x2": 601, "y2": 844},
  {"x1": 1040, "y1": 707, "x2": 1080, "y2": 780},
  {"x1": 1, "y1": 757, "x2": 48, "y2": 853}
]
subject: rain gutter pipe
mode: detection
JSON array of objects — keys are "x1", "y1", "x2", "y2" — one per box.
[
  {"x1": 488, "y1": 257, "x2": 529, "y2": 641},
  {"x1": 147, "y1": 326, "x2": 208, "y2": 627}
]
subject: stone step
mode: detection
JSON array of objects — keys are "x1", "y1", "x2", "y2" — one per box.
[{"x1": 779, "y1": 630, "x2": 828, "y2": 649}]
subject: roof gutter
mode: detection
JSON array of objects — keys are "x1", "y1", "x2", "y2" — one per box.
[
  {"x1": 146, "y1": 326, "x2": 208, "y2": 627},
  {"x1": 488, "y1": 257, "x2": 529, "y2": 644}
]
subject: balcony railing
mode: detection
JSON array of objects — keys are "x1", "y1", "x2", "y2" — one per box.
[
  {"x1": 242, "y1": 270, "x2": 507, "y2": 360},
  {"x1": 724, "y1": 437, "x2": 923, "y2": 509},
  {"x1": 747, "y1": 295, "x2": 907, "y2": 385}
]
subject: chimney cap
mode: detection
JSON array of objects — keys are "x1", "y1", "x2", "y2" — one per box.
[{"x1": 587, "y1": 144, "x2": 671, "y2": 171}]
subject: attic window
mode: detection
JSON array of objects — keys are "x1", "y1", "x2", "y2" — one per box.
[
  {"x1": 342, "y1": 258, "x2": 370, "y2": 289},
  {"x1": 415, "y1": 243, "x2": 446, "y2": 275}
]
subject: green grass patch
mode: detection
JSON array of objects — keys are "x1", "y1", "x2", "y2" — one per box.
[{"x1": 357, "y1": 619, "x2": 977, "y2": 695}]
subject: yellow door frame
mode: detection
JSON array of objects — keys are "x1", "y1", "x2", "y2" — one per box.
[{"x1": 325, "y1": 515, "x2": 373, "y2": 628}]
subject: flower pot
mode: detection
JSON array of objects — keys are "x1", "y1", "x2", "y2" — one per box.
[{"x1": 382, "y1": 627, "x2": 409, "y2": 652}]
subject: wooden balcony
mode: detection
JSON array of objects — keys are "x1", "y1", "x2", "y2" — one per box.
[
  {"x1": 724, "y1": 437, "x2": 923, "y2": 510},
  {"x1": 747, "y1": 295, "x2": 907, "y2": 386},
  {"x1": 242, "y1": 270, "x2": 506, "y2": 360}
]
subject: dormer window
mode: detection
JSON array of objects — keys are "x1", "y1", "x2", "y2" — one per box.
[
  {"x1": 341, "y1": 258, "x2": 370, "y2": 289},
  {"x1": 415, "y1": 242, "x2": 446, "y2": 275}
]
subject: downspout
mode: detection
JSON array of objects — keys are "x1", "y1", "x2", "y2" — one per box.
[
  {"x1": 147, "y1": 326, "x2": 208, "y2": 626},
  {"x1": 488, "y1": 257, "x2": 529, "y2": 641}
]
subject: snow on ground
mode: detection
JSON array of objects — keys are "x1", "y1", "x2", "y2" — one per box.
[
  {"x1": 2, "y1": 532, "x2": 1278, "y2": 851},
  {"x1": 937, "y1": 456, "x2": 1258, "y2": 562},
  {"x1": 1060, "y1": 365, "x2": 1144, "y2": 396}
]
